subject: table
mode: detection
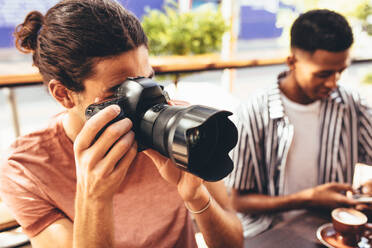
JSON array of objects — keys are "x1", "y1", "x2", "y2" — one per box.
[
  {"x1": 0, "y1": 53, "x2": 286, "y2": 137},
  {"x1": 1, "y1": 54, "x2": 370, "y2": 137},
  {"x1": 0, "y1": 54, "x2": 287, "y2": 88},
  {"x1": 0, "y1": 202, "x2": 31, "y2": 248},
  {"x1": 14, "y1": 242, "x2": 30, "y2": 247},
  {"x1": 244, "y1": 210, "x2": 331, "y2": 248}
]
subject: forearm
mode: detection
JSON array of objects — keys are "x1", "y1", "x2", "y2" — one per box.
[
  {"x1": 232, "y1": 191, "x2": 310, "y2": 215},
  {"x1": 187, "y1": 187, "x2": 243, "y2": 248},
  {"x1": 73, "y1": 191, "x2": 114, "y2": 248}
]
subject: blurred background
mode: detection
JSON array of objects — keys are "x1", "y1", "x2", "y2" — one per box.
[
  {"x1": 0, "y1": 0, "x2": 371, "y2": 180},
  {"x1": 0, "y1": 1, "x2": 371, "y2": 247}
]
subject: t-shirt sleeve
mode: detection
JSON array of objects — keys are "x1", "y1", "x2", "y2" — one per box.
[{"x1": 0, "y1": 159, "x2": 65, "y2": 237}]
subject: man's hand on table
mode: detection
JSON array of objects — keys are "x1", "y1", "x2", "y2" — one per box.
[{"x1": 296, "y1": 182, "x2": 359, "y2": 209}]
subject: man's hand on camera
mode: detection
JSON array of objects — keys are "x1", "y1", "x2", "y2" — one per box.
[
  {"x1": 74, "y1": 104, "x2": 137, "y2": 202},
  {"x1": 143, "y1": 149, "x2": 208, "y2": 204},
  {"x1": 151, "y1": 99, "x2": 210, "y2": 205}
]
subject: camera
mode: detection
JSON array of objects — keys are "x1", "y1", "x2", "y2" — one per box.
[{"x1": 85, "y1": 77, "x2": 238, "y2": 181}]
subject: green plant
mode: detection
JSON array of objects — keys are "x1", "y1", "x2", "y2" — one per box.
[
  {"x1": 141, "y1": 0, "x2": 229, "y2": 56},
  {"x1": 363, "y1": 70, "x2": 372, "y2": 84},
  {"x1": 354, "y1": 1, "x2": 372, "y2": 83},
  {"x1": 354, "y1": 2, "x2": 372, "y2": 35}
]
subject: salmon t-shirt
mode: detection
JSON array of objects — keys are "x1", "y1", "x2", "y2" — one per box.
[{"x1": 0, "y1": 113, "x2": 197, "y2": 247}]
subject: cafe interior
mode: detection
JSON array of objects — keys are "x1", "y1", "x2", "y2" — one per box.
[{"x1": 0, "y1": 0, "x2": 371, "y2": 247}]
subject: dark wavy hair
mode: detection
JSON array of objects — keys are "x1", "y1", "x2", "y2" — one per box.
[
  {"x1": 14, "y1": 0, "x2": 148, "y2": 92},
  {"x1": 290, "y1": 9, "x2": 353, "y2": 53}
]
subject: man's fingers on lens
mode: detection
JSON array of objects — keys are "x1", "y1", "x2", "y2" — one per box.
[
  {"x1": 144, "y1": 149, "x2": 168, "y2": 169},
  {"x1": 74, "y1": 105, "x2": 121, "y2": 152}
]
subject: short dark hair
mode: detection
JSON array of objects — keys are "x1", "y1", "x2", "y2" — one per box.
[
  {"x1": 14, "y1": 0, "x2": 148, "y2": 92},
  {"x1": 290, "y1": 9, "x2": 353, "y2": 53}
]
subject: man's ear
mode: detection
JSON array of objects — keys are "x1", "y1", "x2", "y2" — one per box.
[
  {"x1": 48, "y1": 79, "x2": 76, "y2": 109},
  {"x1": 286, "y1": 54, "x2": 297, "y2": 71}
]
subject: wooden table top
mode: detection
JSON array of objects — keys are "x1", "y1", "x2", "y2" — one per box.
[
  {"x1": 244, "y1": 210, "x2": 330, "y2": 248},
  {"x1": 0, "y1": 54, "x2": 286, "y2": 88},
  {"x1": 0, "y1": 52, "x2": 370, "y2": 88},
  {"x1": 149, "y1": 54, "x2": 286, "y2": 74},
  {"x1": 0, "y1": 202, "x2": 30, "y2": 247}
]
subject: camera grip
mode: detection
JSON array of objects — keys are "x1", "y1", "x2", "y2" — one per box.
[
  {"x1": 85, "y1": 98, "x2": 128, "y2": 144},
  {"x1": 85, "y1": 98, "x2": 147, "y2": 151}
]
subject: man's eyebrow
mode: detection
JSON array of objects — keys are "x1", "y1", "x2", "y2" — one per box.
[
  {"x1": 315, "y1": 70, "x2": 334, "y2": 74},
  {"x1": 105, "y1": 83, "x2": 124, "y2": 93},
  {"x1": 315, "y1": 67, "x2": 347, "y2": 75},
  {"x1": 105, "y1": 70, "x2": 155, "y2": 93}
]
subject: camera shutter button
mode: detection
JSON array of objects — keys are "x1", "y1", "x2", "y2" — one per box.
[{"x1": 152, "y1": 104, "x2": 164, "y2": 112}]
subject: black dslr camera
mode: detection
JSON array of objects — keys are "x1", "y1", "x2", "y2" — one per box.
[{"x1": 85, "y1": 77, "x2": 238, "y2": 181}]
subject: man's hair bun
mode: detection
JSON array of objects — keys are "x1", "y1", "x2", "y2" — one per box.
[{"x1": 14, "y1": 11, "x2": 44, "y2": 53}]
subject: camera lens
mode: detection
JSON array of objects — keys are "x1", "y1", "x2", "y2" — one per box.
[
  {"x1": 187, "y1": 128, "x2": 202, "y2": 147},
  {"x1": 186, "y1": 119, "x2": 217, "y2": 165},
  {"x1": 86, "y1": 77, "x2": 238, "y2": 181},
  {"x1": 142, "y1": 104, "x2": 236, "y2": 181}
]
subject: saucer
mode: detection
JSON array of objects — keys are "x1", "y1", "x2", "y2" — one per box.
[
  {"x1": 0, "y1": 227, "x2": 29, "y2": 248},
  {"x1": 317, "y1": 223, "x2": 372, "y2": 248}
]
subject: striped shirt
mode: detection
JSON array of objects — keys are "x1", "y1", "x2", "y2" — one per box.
[{"x1": 226, "y1": 82, "x2": 372, "y2": 238}]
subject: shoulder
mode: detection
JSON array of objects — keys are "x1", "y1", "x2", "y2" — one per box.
[
  {"x1": 336, "y1": 85, "x2": 363, "y2": 105},
  {"x1": 328, "y1": 86, "x2": 372, "y2": 121},
  {"x1": 9, "y1": 127, "x2": 58, "y2": 159},
  {"x1": 1, "y1": 115, "x2": 65, "y2": 175},
  {"x1": 0, "y1": 129, "x2": 54, "y2": 204},
  {"x1": 233, "y1": 87, "x2": 271, "y2": 124},
  {"x1": 239, "y1": 88, "x2": 269, "y2": 109}
]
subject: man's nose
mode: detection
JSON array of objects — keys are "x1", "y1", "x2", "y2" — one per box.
[{"x1": 325, "y1": 72, "x2": 341, "y2": 89}]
